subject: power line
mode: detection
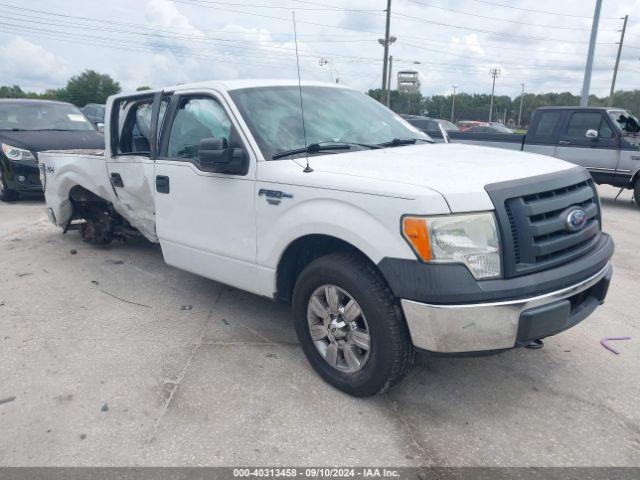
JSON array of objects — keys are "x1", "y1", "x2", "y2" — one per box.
[
  {"x1": 391, "y1": 12, "x2": 621, "y2": 45},
  {"x1": 466, "y1": 0, "x2": 620, "y2": 20},
  {"x1": 406, "y1": 0, "x2": 620, "y2": 32}
]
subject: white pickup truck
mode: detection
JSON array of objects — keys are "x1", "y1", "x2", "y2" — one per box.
[{"x1": 39, "y1": 80, "x2": 614, "y2": 396}]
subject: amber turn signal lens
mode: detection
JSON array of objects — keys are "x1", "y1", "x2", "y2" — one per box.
[{"x1": 402, "y1": 217, "x2": 432, "y2": 261}]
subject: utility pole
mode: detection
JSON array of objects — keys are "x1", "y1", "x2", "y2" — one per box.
[
  {"x1": 489, "y1": 68, "x2": 500, "y2": 122},
  {"x1": 581, "y1": 0, "x2": 602, "y2": 107},
  {"x1": 380, "y1": 0, "x2": 392, "y2": 95},
  {"x1": 609, "y1": 14, "x2": 628, "y2": 106},
  {"x1": 386, "y1": 55, "x2": 393, "y2": 107},
  {"x1": 451, "y1": 85, "x2": 457, "y2": 123},
  {"x1": 518, "y1": 83, "x2": 525, "y2": 128}
]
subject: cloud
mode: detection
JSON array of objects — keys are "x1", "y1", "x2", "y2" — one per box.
[{"x1": 0, "y1": 36, "x2": 69, "y2": 88}]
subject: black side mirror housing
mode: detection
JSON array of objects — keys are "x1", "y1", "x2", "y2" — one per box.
[{"x1": 198, "y1": 137, "x2": 247, "y2": 175}]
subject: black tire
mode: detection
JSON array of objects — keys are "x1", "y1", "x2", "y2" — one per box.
[
  {"x1": 634, "y1": 177, "x2": 640, "y2": 208},
  {"x1": 0, "y1": 170, "x2": 19, "y2": 202},
  {"x1": 292, "y1": 252, "x2": 414, "y2": 397}
]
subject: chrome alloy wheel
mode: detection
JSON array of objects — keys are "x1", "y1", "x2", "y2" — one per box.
[{"x1": 307, "y1": 284, "x2": 371, "y2": 373}]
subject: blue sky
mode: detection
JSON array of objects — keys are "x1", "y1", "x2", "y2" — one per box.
[{"x1": 0, "y1": 0, "x2": 638, "y2": 98}]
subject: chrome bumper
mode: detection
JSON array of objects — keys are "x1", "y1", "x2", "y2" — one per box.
[{"x1": 401, "y1": 262, "x2": 612, "y2": 353}]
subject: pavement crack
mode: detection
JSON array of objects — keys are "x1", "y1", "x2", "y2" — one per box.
[
  {"x1": 143, "y1": 288, "x2": 225, "y2": 449},
  {"x1": 383, "y1": 393, "x2": 438, "y2": 466}
]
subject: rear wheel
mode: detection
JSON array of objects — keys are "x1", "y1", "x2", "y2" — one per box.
[
  {"x1": 292, "y1": 252, "x2": 414, "y2": 397},
  {"x1": 0, "y1": 170, "x2": 19, "y2": 202},
  {"x1": 634, "y1": 177, "x2": 640, "y2": 208}
]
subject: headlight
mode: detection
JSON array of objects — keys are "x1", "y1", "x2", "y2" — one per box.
[
  {"x1": 2, "y1": 143, "x2": 36, "y2": 161},
  {"x1": 402, "y1": 212, "x2": 501, "y2": 279}
]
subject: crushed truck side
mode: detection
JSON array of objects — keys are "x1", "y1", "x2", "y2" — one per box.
[{"x1": 39, "y1": 149, "x2": 147, "y2": 245}]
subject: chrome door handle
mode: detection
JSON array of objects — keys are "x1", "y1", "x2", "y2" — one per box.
[{"x1": 558, "y1": 140, "x2": 571, "y2": 145}]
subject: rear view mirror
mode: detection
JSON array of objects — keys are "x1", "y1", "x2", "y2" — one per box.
[
  {"x1": 198, "y1": 137, "x2": 247, "y2": 175},
  {"x1": 585, "y1": 129, "x2": 599, "y2": 140}
]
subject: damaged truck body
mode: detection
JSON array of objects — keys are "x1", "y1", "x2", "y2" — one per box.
[{"x1": 39, "y1": 80, "x2": 614, "y2": 396}]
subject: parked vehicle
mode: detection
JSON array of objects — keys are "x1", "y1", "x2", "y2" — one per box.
[
  {"x1": 402, "y1": 115, "x2": 459, "y2": 135},
  {"x1": 0, "y1": 99, "x2": 104, "y2": 202},
  {"x1": 39, "y1": 81, "x2": 613, "y2": 396},
  {"x1": 464, "y1": 124, "x2": 515, "y2": 134},
  {"x1": 430, "y1": 107, "x2": 640, "y2": 205},
  {"x1": 81, "y1": 103, "x2": 106, "y2": 129}
]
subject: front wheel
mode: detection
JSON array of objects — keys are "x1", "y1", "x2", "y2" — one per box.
[
  {"x1": 634, "y1": 177, "x2": 640, "y2": 208},
  {"x1": 0, "y1": 170, "x2": 19, "y2": 202},
  {"x1": 292, "y1": 252, "x2": 414, "y2": 397}
]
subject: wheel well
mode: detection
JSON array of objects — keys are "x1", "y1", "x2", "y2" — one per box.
[
  {"x1": 275, "y1": 235, "x2": 375, "y2": 303},
  {"x1": 69, "y1": 185, "x2": 109, "y2": 204}
]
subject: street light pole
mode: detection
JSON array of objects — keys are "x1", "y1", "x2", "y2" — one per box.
[
  {"x1": 451, "y1": 85, "x2": 457, "y2": 123},
  {"x1": 581, "y1": 0, "x2": 603, "y2": 107},
  {"x1": 609, "y1": 14, "x2": 628, "y2": 106},
  {"x1": 489, "y1": 68, "x2": 500, "y2": 122},
  {"x1": 518, "y1": 83, "x2": 525, "y2": 128},
  {"x1": 386, "y1": 55, "x2": 393, "y2": 107},
  {"x1": 381, "y1": 0, "x2": 392, "y2": 94}
]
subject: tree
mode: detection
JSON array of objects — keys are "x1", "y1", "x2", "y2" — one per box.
[
  {"x1": 0, "y1": 85, "x2": 26, "y2": 98},
  {"x1": 136, "y1": 86, "x2": 152, "y2": 91},
  {"x1": 58, "y1": 70, "x2": 121, "y2": 106}
]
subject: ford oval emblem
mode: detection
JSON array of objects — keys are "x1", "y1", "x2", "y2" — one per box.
[{"x1": 564, "y1": 207, "x2": 588, "y2": 232}]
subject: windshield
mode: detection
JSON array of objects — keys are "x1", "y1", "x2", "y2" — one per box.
[
  {"x1": 0, "y1": 102, "x2": 96, "y2": 131},
  {"x1": 608, "y1": 110, "x2": 640, "y2": 135},
  {"x1": 229, "y1": 86, "x2": 431, "y2": 160}
]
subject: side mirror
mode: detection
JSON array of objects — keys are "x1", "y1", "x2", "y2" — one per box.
[
  {"x1": 96, "y1": 122, "x2": 104, "y2": 133},
  {"x1": 585, "y1": 129, "x2": 599, "y2": 140},
  {"x1": 197, "y1": 137, "x2": 247, "y2": 175}
]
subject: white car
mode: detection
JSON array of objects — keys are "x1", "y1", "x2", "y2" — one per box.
[{"x1": 39, "y1": 80, "x2": 614, "y2": 396}]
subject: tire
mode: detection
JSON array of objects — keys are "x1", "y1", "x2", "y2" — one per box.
[
  {"x1": 634, "y1": 177, "x2": 640, "y2": 208},
  {"x1": 0, "y1": 170, "x2": 19, "y2": 203},
  {"x1": 292, "y1": 252, "x2": 414, "y2": 397}
]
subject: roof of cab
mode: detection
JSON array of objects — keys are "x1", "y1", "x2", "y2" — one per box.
[
  {"x1": 112, "y1": 79, "x2": 352, "y2": 100},
  {"x1": 536, "y1": 106, "x2": 624, "y2": 112}
]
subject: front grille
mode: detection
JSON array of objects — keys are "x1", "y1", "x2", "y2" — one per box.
[{"x1": 486, "y1": 169, "x2": 602, "y2": 278}]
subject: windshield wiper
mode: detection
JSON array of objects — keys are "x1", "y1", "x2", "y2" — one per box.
[
  {"x1": 272, "y1": 141, "x2": 378, "y2": 160},
  {"x1": 376, "y1": 137, "x2": 430, "y2": 148}
]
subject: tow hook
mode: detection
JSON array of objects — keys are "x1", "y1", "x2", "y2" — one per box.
[{"x1": 525, "y1": 339, "x2": 544, "y2": 350}]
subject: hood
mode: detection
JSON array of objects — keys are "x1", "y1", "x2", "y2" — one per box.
[
  {"x1": 0, "y1": 130, "x2": 104, "y2": 155},
  {"x1": 303, "y1": 143, "x2": 576, "y2": 212}
]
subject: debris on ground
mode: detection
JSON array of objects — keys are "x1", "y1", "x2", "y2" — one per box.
[
  {"x1": 100, "y1": 289, "x2": 152, "y2": 308},
  {"x1": 180, "y1": 305, "x2": 193, "y2": 311},
  {"x1": 105, "y1": 259, "x2": 124, "y2": 265},
  {"x1": 0, "y1": 396, "x2": 16, "y2": 406},
  {"x1": 91, "y1": 280, "x2": 100, "y2": 285},
  {"x1": 70, "y1": 249, "x2": 77, "y2": 255},
  {"x1": 600, "y1": 336, "x2": 631, "y2": 355},
  {"x1": 16, "y1": 272, "x2": 33, "y2": 277},
  {"x1": 79, "y1": 433, "x2": 86, "y2": 440},
  {"x1": 101, "y1": 403, "x2": 109, "y2": 412}
]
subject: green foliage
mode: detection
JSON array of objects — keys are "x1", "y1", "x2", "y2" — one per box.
[
  {"x1": 136, "y1": 86, "x2": 152, "y2": 91},
  {"x1": 0, "y1": 70, "x2": 121, "y2": 107},
  {"x1": 57, "y1": 70, "x2": 121, "y2": 106},
  {"x1": 368, "y1": 89, "x2": 640, "y2": 127}
]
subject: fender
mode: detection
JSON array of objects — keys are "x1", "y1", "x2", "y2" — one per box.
[
  {"x1": 259, "y1": 196, "x2": 421, "y2": 273},
  {"x1": 40, "y1": 151, "x2": 115, "y2": 227}
]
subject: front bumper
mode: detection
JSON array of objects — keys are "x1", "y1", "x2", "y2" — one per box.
[
  {"x1": 401, "y1": 262, "x2": 612, "y2": 353},
  {"x1": 3, "y1": 160, "x2": 42, "y2": 192}
]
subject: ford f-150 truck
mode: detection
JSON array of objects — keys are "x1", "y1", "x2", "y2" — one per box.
[
  {"x1": 39, "y1": 80, "x2": 614, "y2": 396},
  {"x1": 421, "y1": 106, "x2": 640, "y2": 205}
]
